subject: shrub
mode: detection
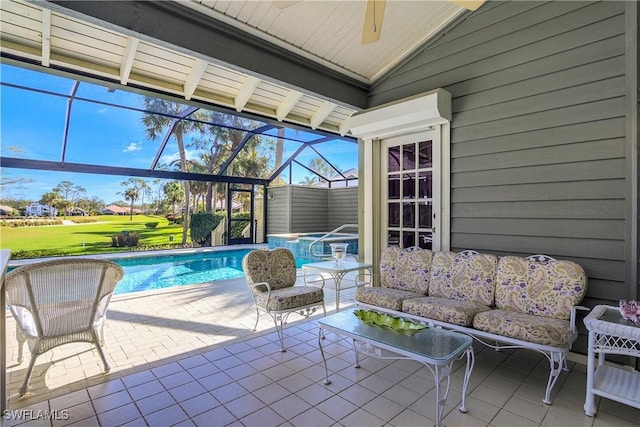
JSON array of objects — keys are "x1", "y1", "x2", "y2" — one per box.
[
  {"x1": 111, "y1": 231, "x2": 139, "y2": 247},
  {"x1": 189, "y1": 212, "x2": 224, "y2": 246},
  {"x1": 230, "y1": 212, "x2": 251, "y2": 239},
  {"x1": 1, "y1": 219, "x2": 62, "y2": 227},
  {"x1": 70, "y1": 217, "x2": 100, "y2": 224},
  {"x1": 145, "y1": 222, "x2": 159, "y2": 229}
]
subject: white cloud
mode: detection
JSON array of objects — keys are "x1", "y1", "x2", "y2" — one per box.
[
  {"x1": 123, "y1": 142, "x2": 142, "y2": 152},
  {"x1": 158, "y1": 149, "x2": 198, "y2": 168}
]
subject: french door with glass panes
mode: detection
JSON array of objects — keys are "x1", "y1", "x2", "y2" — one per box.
[{"x1": 382, "y1": 130, "x2": 442, "y2": 250}]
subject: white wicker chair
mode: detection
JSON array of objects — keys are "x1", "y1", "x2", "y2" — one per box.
[
  {"x1": 5, "y1": 258, "x2": 124, "y2": 396},
  {"x1": 242, "y1": 248, "x2": 326, "y2": 352}
]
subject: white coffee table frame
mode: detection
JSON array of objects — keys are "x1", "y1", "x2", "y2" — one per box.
[{"x1": 318, "y1": 310, "x2": 474, "y2": 427}]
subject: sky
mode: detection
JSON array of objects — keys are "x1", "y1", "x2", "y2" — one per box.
[{"x1": 0, "y1": 63, "x2": 358, "y2": 204}]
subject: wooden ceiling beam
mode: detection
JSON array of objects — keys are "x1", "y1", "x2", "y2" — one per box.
[
  {"x1": 41, "y1": 8, "x2": 51, "y2": 66},
  {"x1": 120, "y1": 36, "x2": 139, "y2": 85},
  {"x1": 183, "y1": 58, "x2": 207, "y2": 100}
]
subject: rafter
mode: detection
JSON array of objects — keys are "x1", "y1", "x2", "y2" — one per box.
[
  {"x1": 310, "y1": 101, "x2": 337, "y2": 130},
  {"x1": 234, "y1": 76, "x2": 260, "y2": 112},
  {"x1": 338, "y1": 116, "x2": 352, "y2": 137},
  {"x1": 120, "y1": 37, "x2": 139, "y2": 85},
  {"x1": 41, "y1": 8, "x2": 51, "y2": 66},
  {"x1": 276, "y1": 90, "x2": 303, "y2": 121},
  {"x1": 184, "y1": 58, "x2": 207, "y2": 100}
]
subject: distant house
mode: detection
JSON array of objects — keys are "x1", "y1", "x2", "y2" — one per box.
[
  {"x1": 25, "y1": 203, "x2": 57, "y2": 217},
  {"x1": 0, "y1": 205, "x2": 14, "y2": 216},
  {"x1": 70, "y1": 207, "x2": 88, "y2": 216},
  {"x1": 214, "y1": 200, "x2": 242, "y2": 212},
  {"x1": 101, "y1": 205, "x2": 129, "y2": 215},
  {"x1": 315, "y1": 168, "x2": 358, "y2": 188}
]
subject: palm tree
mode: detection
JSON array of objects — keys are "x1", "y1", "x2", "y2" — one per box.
[
  {"x1": 300, "y1": 176, "x2": 318, "y2": 185},
  {"x1": 142, "y1": 99, "x2": 206, "y2": 244},
  {"x1": 193, "y1": 112, "x2": 268, "y2": 212},
  {"x1": 122, "y1": 178, "x2": 151, "y2": 213},
  {"x1": 122, "y1": 187, "x2": 139, "y2": 221},
  {"x1": 163, "y1": 181, "x2": 184, "y2": 216}
]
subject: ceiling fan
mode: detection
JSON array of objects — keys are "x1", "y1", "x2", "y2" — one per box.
[{"x1": 274, "y1": 0, "x2": 485, "y2": 44}]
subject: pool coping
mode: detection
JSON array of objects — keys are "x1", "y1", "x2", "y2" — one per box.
[{"x1": 7, "y1": 243, "x2": 269, "y2": 267}]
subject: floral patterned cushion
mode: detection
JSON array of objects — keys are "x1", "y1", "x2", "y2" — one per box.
[
  {"x1": 380, "y1": 247, "x2": 433, "y2": 295},
  {"x1": 355, "y1": 287, "x2": 423, "y2": 311},
  {"x1": 254, "y1": 286, "x2": 324, "y2": 311},
  {"x1": 242, "y1": 248, "x2": 297, "y2": 292},
  {"x1": 402, "y1": 296, "x2": 491, "y2": 327},
  {"x1": 429, "y1": 251, "x2": 498, "y2": 306},
  {"x1": 495, "y1": 256, "x2": 587, "y2": 320},
  {"x1": 473, "y1": 309, "x2": 575, "y2": 347}
]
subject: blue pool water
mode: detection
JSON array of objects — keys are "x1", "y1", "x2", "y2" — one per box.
[{"x1": 112, "y1": 249, "x2": 315, "y2": 295}]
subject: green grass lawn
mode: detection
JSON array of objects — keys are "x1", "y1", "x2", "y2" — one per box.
[{"x1": 0, "y1": 215, "x2": 191, "y2": 259}]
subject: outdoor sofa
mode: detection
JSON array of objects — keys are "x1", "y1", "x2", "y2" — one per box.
[{"x1": 355, "y1": 246, "x2": 588, "y2": 405}]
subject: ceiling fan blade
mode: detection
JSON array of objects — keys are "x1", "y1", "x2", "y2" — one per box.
[
  {"x1": 273, "y1": 1, "x2": 299, "y2": 9},
  {"x1": 448, "y1": 0, "x2": 485, "y2": 11},
  {"x1": 361, "y1": 0, "x2": 386, "y2": 45}
]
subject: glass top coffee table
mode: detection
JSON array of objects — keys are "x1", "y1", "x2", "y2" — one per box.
[{"x1": 318, "y1": 310, "x2": 474, "y2": 427}]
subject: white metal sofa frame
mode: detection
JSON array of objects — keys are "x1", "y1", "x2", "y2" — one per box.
[
  {"x1": 357, "y1": 250, "x2": 588, "y2": 405},
  {"x1": 5, "y1": 258, "x2": 124, "y2": 396},
  {"x1": 242, "y1": 248, "x2": 326, "y2": 352}
]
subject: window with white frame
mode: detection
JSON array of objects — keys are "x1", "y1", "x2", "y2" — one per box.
[{"x1": 382, "y1": 129, "x2": 442, "y2": 250}]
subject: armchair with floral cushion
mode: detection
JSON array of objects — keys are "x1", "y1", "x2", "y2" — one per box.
[{"x1": 242, "y1": 248, "x2": 326, "y2": 351}]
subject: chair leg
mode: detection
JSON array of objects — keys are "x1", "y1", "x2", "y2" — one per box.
[
  {"x1": 92, "y1": 330, "x2": 112, "y2": 374},
  {"x1": 253, "y1": 307, "x2": 260, "y2": 332},
  {"x1": 19, "y1": 354, "x2": 38, "y2": 397},
  {"x1": 271, "y1": 313, "x2": 287, "y2": 353},
  {"x1": 15, "y1": 325, "x2": 26, "y2": 364},
  {"x1": 99, "y1": 322, "x2": 106, "y2": 347}
]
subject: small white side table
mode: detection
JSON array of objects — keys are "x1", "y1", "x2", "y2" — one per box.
[
  {"x1": 583, "y1": 305, "x2": 640, "y2": 416},
  {"x1": 302, "y1": 260, "x2": 373, "y2": 312}
]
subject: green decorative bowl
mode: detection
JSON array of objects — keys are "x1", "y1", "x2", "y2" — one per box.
[{"x1": 353, "y1": 309, "x2": 427, "y2": 336}]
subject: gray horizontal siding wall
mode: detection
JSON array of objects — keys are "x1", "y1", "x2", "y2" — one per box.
[
  {"x1": 370, "y1": 0, "x2": 633, "y2": 314},
  {"x1": 290, "y1": 186, "x2": 328, "y2": 232},
  {"x1": 266, "y1": 186, "x2": 290, "y2": 234},
  {"x1": 266, "y1": 185, "x2": 359, "y2": 234},
  {"x1": 328, "y1": 187, "x2": 359, "y2": 231}
]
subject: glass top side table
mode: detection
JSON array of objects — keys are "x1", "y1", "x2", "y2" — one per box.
[
  {"x1": 302, "y1": 260, "x2": 373, "y2": 312},
  {"x1": 583, "y1": 305, "x2": 640, "y2": 416}
]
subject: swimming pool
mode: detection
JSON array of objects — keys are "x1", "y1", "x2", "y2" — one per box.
[
  {"x1": 267, "y1": 232, "x2": 359, "y2": 259},
  {"x1": 112, "y1": 249, "x2": 315, "y2": 295}
]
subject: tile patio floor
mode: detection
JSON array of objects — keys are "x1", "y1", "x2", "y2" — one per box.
[{"x1": 3, "y1": 273, "x2": 640, "y2": 427}]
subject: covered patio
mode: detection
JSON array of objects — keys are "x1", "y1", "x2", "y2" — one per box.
[{"x1": 4, "y1": 276, "x2": 638, "y2": 427}]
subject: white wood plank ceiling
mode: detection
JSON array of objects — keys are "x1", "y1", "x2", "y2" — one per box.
[
  {"x1": 186, "y1": 0, "x2": 465, "y2": 83},
  {"x1": 0, "y1": 0, "x2": 466, "y2": 137}
]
